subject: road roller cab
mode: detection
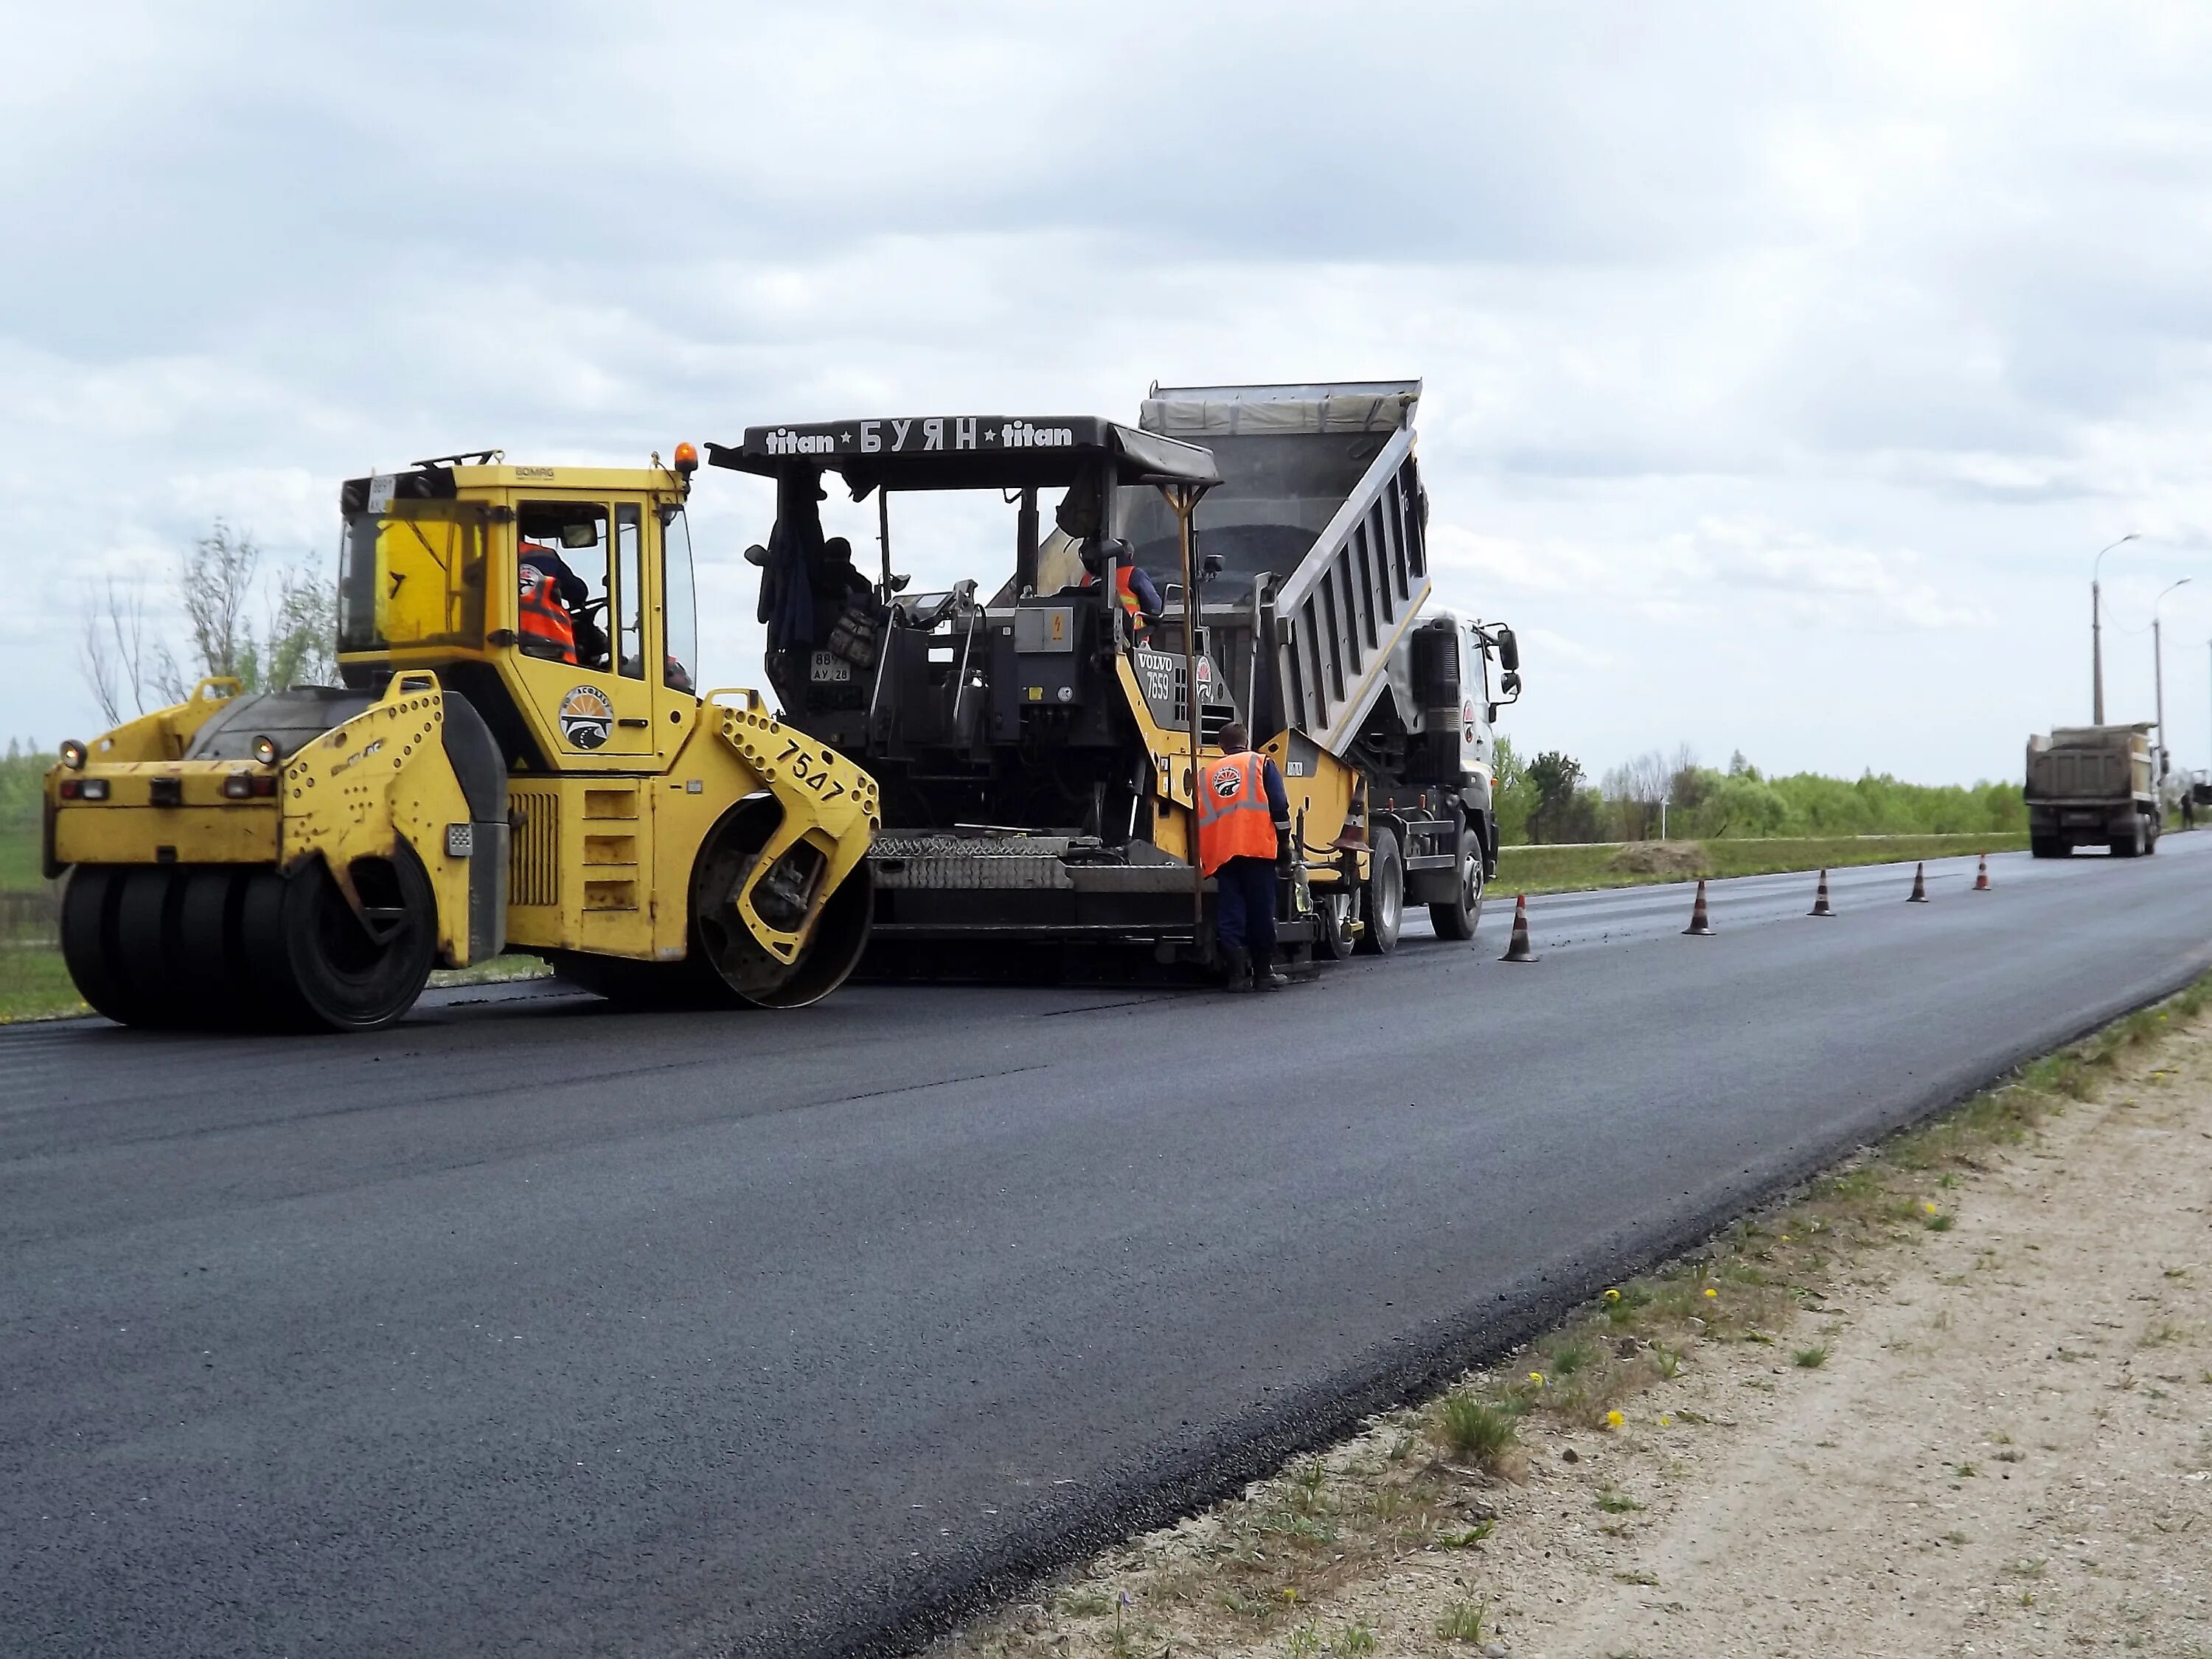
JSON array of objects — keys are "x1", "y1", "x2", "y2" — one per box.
[{"x1": 45, "y1": 447, "x2": 882, "y2": 1032}]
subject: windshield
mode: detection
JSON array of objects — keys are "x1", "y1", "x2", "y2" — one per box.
[{"x1": 338, "y1": 500, "x2": 490, "y2": 654}]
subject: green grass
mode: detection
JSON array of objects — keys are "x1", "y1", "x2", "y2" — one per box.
[
  {"x1": 0, "y1": 942, "x2": 87, "y2": 1022},
  {"x1": 1435, "y1": 1391, "x2": 1520, "y2": 1467},
  {"x1": 1497, "y1": 832, "x2": 2031, "y2": 896}
]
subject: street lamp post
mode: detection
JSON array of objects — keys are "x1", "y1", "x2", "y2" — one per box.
[
  {"x1": 2093, "y1": 534, "x2": 2139, "y2": 723},
  {"x1": 2154, "y1": 577, "x2": 2191, "y2": 782}
]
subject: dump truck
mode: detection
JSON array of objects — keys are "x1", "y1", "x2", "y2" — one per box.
[
  {"x1": 44, "y1": 448, "x2": 880, "y2": 1031},
  {"x1": 704, "y1": 379, "x2": 1518, "y2": 976},
  {"x1": 2025, "y1": 723, "x2": 2160, "y2": 858}
]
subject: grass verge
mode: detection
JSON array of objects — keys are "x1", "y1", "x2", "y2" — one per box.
[
  {"x1": 1497, "y1": 830, "x2": 2031, "y2": 895},
  {"x1": 939, "y1": 967, "x2": 2212, "y2": 1659}
]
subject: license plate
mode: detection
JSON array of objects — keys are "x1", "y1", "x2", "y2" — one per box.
[{"x1": 810, "y1": 651, "x2": 852, "y2": 684}]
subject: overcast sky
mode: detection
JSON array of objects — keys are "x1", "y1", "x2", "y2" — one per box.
[{"x1": 8, "y1": 1, "x2": 2212, "y2": 784}]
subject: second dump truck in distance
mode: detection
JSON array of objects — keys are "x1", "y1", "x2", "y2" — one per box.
[{"x1": 2025, "y1": 723, "x2": 2161, "y2": 858}]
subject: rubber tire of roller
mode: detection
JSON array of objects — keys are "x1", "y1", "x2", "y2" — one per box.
[
  {"x1": 1427, "y1": 826, "x2": 1484, "y2": 942},
  {"x1": 1354, "y1": 829, "x2": 1404, "y2": 956},
  {"x1": 242, "y1": 844, "x2": 437, "y2": 1033},
  {"x1": 173, "y1": 866, "x2": 258, "y2": 1029},
  {"x1": 60, "y1": 865, "x2": 154, "y2": 1027},
  {"x1": 110, "y1": 866, "x2": 194, "y2": 1029}
]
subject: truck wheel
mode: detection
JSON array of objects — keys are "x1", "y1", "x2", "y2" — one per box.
[
  {"x1": 2110, "y1": 818, "x2": 2145, "y2": 858},
  {"x1": 1354, "y1": 829, "x2": 1404, "y2": 956},
  {"x1": 2029, "y1": 836, "x2": 2068, "y2": 859},
  {"x1": 243, "y1": 846, "x2": 437, "y2": 1032},
  {"x1": 1428, "y1": 827, "x2": 1485, "y2": 942}
]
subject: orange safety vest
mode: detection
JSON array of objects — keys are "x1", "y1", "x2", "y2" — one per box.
[
  {"x1": 518, "y1": 570, "x2": 577, "y2": 664},
  {"x1": 1196, "y1": 750, "x2": 1280, "y2": 876},
  {"x1": 1082, "y1": 565, "x2": 1146, "y2": 620}
]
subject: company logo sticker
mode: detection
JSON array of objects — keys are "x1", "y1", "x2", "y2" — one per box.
[
  {"x1": 557, "y1": 685, "x2": 615, "y2": 750},
  {"x1": 1211, "y1": 768, "x2": 1245, "y2": 800}
]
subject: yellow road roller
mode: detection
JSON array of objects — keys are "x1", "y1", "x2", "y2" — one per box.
[{"x1": 44, "y1": 446, "x2": 880, "y2": 1032}]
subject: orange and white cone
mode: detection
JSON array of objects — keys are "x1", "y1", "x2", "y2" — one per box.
[
  {"x1": 1973, "y1": 854, "x2": 1992, "y2": 892},
  {"x1": 1907, "y1": 861, "x2": 1930, "y2": 902},
  {"x1": 1683, "y1": 877, "x2": 1717, "y2": 936},
  {"x1": 1809, "y1": 869, "x2": 1834, "y2": 917},
  {"x1": 1500, "y1": 893, "x2": 1537, "y2": 963}
]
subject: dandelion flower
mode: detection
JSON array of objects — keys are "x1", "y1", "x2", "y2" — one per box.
[
  {"x1": 1528, "y1": 1371, "x2": 1545, "y2": 1388},
  {"x1": 1604, "y1": 1288, "x2": 1621, "y2": 1304},
  {"x1": 1703, "y1": 1287, "x2": 1718, "y2": 1300},
  {"x1": 1658, "y1": 1413, "x2": 1672, "y2": 1427},
  {"x1": 1281, "y1": 1587, "x2": 1297, "y2": 1601},
  {"x1": 1605, "y1": 1410, "x2": 1624, "y2": 1430},
  {"x1": 1780, "y1": 1235, "x2": 1791, "y2": 1242}
]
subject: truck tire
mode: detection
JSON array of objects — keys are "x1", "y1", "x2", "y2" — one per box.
[
  {"x1": 2029, "y1": 836, "x2": 2068, "y2": 859},
  {"x1": 1428, "y1": 826, "x2": 1485, "y2": 942},
  {"x1": 2110, "y1": 817, "x2": 2145, "y2": 858},
  {"x1": 1354, "y1": 828, "x2": 1404, "y2": 956},
  {"x1": 242, "y1": 844, "x2": 438, "y2": 1032}
]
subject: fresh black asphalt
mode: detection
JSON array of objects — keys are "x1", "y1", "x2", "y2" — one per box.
[{"x1": 4, "y1": 839, "x2": 2209, "y2": 1656}]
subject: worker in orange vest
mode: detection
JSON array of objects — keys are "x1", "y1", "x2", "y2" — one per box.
[
  {"x1": 1079, "y1": 538, "x2": 1163, "y2": 639},
  {"x1": 517, "y1": 545, "x2": 579, "y2": 664},
  {"x1": 1197, "y1": 720, "x2": 1293, "y2": 990}
]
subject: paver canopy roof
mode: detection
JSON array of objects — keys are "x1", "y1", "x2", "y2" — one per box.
[{"x1": 706, "y1": 415, "x2": 1220, "y2": 493}]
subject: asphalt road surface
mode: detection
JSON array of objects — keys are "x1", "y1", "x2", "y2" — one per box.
[{"x1": 7, "y1": 840, "x2": 2211, "y2": 1657}]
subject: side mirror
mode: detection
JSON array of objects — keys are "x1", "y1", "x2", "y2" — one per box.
[
  {"x1": 742, "y1": 543, "x2": 770, "y2": 568},
  {"x1": 1202, "y1": 552, "x2": 1225, "y2": 578},
  {"x1": 1500, "y1": 669, "x2": 1521, "y2": 698},
  {"x1": 1494, "y1": 626, "x2": 1520, "y2": 674},
  {"x1": 888, "y1": 572, "x2": 911, "y2": 592}
]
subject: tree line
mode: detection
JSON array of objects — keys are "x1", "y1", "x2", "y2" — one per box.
[
  {"x1": 1492, "y1": 740, "x2": 2026, "y2": 846},
  {"x1": 80, "y1": 524, "x2": 336, "y2": 726}
]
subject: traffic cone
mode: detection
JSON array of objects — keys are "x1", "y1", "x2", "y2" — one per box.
[
  {"x1": 1809, "y1": 868, "x2": 1834, "y2": 917},
  {"x1": 1682, "y1": 877, "x2": 1717, "y2": 936},
  {"x1": 1500, "y1": 893, "x2": 1537, "y2": 963},
  {"x1": 1973, "y1": 854, "x2": 1992, "y2": 892},
  {"x1": 1907, "y1": 861, "x2": 1930, "y2": 902}
]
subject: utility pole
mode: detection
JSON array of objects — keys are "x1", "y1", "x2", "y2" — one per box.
[
  {"x1": 2154, "y1": 577, "x2": 2192, "y2": 782},
  {"x1": 2093, "y1": 534, "x2": 2139, "y2": 723}
]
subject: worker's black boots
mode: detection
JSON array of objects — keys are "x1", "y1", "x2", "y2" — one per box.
[{"x1": 1222, "y1": 947, "x2": 1288, "y2": 992}]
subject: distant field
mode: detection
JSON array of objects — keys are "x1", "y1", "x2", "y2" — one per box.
[{"x1": 1497, "y1": 832, "x2": 2034, "y2": 895}]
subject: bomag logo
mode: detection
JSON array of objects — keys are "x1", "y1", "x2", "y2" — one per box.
[{"x1": 557, "y1": 685, "x2": 616, "y2": 750}]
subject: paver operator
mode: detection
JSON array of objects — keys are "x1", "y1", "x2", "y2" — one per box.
[{"x1": 1197, "y1": 722, "x2": 1293, "y2": 992}]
